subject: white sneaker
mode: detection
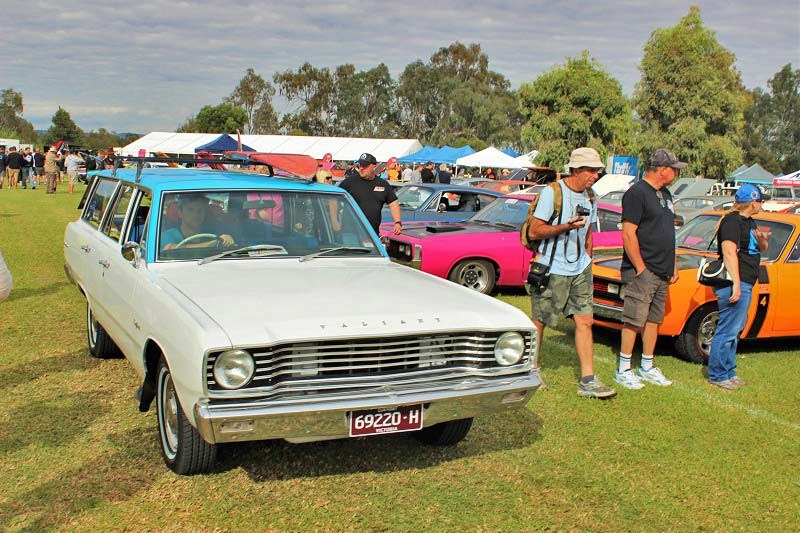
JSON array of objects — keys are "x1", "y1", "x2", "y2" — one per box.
[
  {"x1": 637, "y1": 366, "x2": 672, "y2": 386},
  {"x1": 614, "y1": 370, "x2": 645, "y2": 390}
]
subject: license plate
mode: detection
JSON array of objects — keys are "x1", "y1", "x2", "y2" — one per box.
[{"x1": 349, "y1": 404, "x2": 424, "y2": 437}]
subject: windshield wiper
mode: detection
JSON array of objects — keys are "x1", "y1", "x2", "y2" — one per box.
[
  {"x1": 299, "y1": 246, "x2": 373, "y2": 262},
  {"x1": 491, "y1": 221, "x2": 518, "y2": 229},
  {"x1": 198, "y1": 244, "x2": 288, "y2": 265}
]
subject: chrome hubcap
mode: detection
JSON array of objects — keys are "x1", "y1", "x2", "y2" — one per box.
[
  {"x1": 460, "y1": 263, "x2": 489, "y2": 292},
  {"x1": 698, "y1": 311, "x2": 719, "y2": 356},
  {"x1": 159, "y1": 371, "x2": 179, "y2": 456},
  {"x1": 87, "y1": 305, "x2": 97, "y2": 347}
]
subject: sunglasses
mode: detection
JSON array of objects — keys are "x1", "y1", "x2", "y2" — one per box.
[{"x1": 656, "y1": 190, "x2": 668, "y2": 209}]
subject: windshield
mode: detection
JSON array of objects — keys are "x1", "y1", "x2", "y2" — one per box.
[
  {"x1": 676, "y1": 213, "x2": 793, "y2": 262},
  {"x1": 396, "y1": 186, "x2": 434, "y2": 209},
  {"x1": 157, "y1": 190, "x2": 381, "y2": 261},
  {"x1": 470, "y1": 197, "x2": 530, "y2": 229}
]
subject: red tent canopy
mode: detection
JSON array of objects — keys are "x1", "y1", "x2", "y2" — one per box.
[{"x1": 225, "y1": 151, "x2": 319, "y2": 178}]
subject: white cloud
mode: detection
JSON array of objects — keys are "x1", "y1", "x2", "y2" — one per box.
[{"x1": 1, "y1": 0, "x2": 797, "y2": 132}]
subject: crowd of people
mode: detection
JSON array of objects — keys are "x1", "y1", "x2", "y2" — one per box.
[
  {"x1": 0, "y1": 145, "x2": 116, "y2": 194},
  {"x1": 523, "y1": 146, "x2": 764, "y2": 397}
]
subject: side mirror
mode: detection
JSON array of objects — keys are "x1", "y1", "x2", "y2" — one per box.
[
  {"x1": 437, "y1": 203, "x2": 447, "y2": 213},
  {"x1": 673, "y1": 214, "x2": 685, "y2": 227},
  {"x1": 121, "y1": 241, "x2": 140, "y2": 265}
]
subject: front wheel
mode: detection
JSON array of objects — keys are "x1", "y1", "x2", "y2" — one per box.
[
  {"x1": 413, "y1": 418, "x2": 473, "y2": 446},
  {"x1": 448, "y1": 259, "x2": 496, "y2": 294},
  {"x1": 674, "y1": 303, "x2": 719, "y2": 365},
  {"x1": 86, "y1": 302, "x2": 120, "y2": 359},
  {"x1": 156, "y1": 358, "x2": 217, "y2": 475}
]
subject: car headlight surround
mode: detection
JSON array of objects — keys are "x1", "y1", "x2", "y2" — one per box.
[
  {"x1": 494, "y1": 332, "x2": 525, "y2": 366},
  {"x1": 213, "y1": 349, "x2": 255, "y2": 389}
]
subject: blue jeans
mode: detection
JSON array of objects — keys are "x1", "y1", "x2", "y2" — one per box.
[{"x1": 708, "y1": 282, "x2": 753, "y2": 382}]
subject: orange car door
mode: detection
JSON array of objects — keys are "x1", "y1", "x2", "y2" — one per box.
[{"x1": 771, "y1": 234, "x2": 800, "y2": 334}]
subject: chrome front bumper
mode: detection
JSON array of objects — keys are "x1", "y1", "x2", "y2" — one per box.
[
  {"x1": 593, "y1": 301, "x2": 623, "y2": 322},
  {"x1": 193, "y1": 371, "x2": 541, "y2": 444}
]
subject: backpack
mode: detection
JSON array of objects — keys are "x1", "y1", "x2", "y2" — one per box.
[{"x1": 519, "y1": 180, "x2": 595, "y2": 253}]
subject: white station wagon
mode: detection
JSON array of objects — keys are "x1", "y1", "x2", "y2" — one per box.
[{"x1": 64, "y1": 156, "x2": 542, "y2": 475}]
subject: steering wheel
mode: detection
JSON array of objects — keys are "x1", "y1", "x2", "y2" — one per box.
[{"x1": 175, "y1": 233, "x2": 219, "y2": 248}]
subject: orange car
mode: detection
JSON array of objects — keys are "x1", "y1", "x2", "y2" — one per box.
[
  {"x1": 475, "y1": 180, "x2": 533, "y2": 194},
  {"x1": 592, "y1": 210, "x2": 800, "y2": 363}
]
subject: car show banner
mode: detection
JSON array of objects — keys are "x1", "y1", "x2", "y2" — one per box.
[{"x1": 608, "y1": 155, "x2": 639, "y2": 177}]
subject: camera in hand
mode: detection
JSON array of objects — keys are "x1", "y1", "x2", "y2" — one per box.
[{"x1": 575, "y1": 205, "x2": 591, "y2": 217}]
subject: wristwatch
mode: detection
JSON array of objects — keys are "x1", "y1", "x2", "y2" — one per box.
[{"x1": 394, "y1": 221, "x2": 402, "y2": 226}]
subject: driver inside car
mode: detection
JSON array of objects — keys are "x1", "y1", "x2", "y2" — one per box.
[{"x1": 161, "y1": 194, "x2": 236, "y2": 250}]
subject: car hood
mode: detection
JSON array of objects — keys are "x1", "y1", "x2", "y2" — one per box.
[
  {"x1": 154, "y1": 259, "x2": 531, "y2": 346},
  {"x1": 398, "y1": 221, "x2": 511, "y2": 240},
  {"x1": 593, "y1": 251, "x2": 706, "y2": 279}
]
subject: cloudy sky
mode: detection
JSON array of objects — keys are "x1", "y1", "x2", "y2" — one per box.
[{"x1": 2, "y1": 0, "x2": 798, "y2": 134}]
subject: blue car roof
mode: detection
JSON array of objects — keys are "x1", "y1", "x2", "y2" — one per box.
[{"x1": 94, "y1": 167, "x2": 342, "y2": 195}]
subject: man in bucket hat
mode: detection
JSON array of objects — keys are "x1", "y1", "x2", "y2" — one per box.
[
  {"x1": 614, "y1": 148, "x2": 686, "y2": 390},
  {"x1": 526, "y1": 147, "x2": 616, "y2": 398}
]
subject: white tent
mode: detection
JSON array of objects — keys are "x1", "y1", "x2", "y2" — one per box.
[
  {"x1": 513, "y1": 150, "x2": 539, "y2": 167},
  {"x1": 455, "y1": 147, "x2": 527, "y2": 169},
  {"x1": 121, "y1": 132, "x2": 422, "y2": 162}
]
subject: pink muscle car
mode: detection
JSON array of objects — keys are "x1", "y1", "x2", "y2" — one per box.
[{"x1": 384, "y1": 194, "x2": 623, "y2": 294}]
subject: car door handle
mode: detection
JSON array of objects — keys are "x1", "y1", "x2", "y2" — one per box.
[
  {"x1": 81, "y1": 245, "x2": 92, "y2": 253},
  {"x1": 98, "y1": 260, "x2": 110, "y2": 269}
]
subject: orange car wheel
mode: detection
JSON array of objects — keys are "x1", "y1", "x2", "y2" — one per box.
[{"x1": 674, "y1": 303, "x2": 718, "y2": 365}]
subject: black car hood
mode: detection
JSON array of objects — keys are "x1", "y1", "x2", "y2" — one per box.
[{"x1": 400, "y1": 221, "x2": 509, "y2": 239}]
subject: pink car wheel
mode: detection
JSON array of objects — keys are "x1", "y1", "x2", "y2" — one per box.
[{"x1": 448, "y1": 259, "x2": 496, "y2": 294}]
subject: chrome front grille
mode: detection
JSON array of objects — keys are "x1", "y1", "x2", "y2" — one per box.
[{"x1": 206, "y1": 331, "x2": 533, "y2": 397}]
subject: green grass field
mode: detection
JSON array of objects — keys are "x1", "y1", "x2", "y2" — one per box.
[{"x1": 1, "y1": 186, "x2": 798, "y2": 531}]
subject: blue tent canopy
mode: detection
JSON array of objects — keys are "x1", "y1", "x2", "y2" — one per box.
[
  {"x1": 396, "y1": 145, "x2": 437, "y2": 163},
  {"x1": 730, "y1": 163, "x2": 774, "y2": 185},
  {"x1": 396, "y1": 145, "x2": 475, "y2": 164},
  {"x1": 194, "y1": 134, "x2": 254, "y2": 153},
  {"x1": 501, "y1": 148, "x2": 519, "y2": 157}
]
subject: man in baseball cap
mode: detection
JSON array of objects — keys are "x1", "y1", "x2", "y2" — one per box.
[
  {"x1": 648, "y1": 148, "x2": 687, "y2": 170},
  {"x1": 336, "y1": 153, "x2": 402, "y2": 235},
  {"x1": 615, "y1": 148, "x2": 685, "y2": 391}
]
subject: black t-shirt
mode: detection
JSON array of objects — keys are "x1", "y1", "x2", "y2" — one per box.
[
  {"x1": 621, "y1": 179, "x2": 676, "y2": 279},
  {"x1": 420, "y1": 168, "x2": 435, "y2": 183},
  {"x1": 339, "y1": 175, "x2": 398, "y2": 232},
  {"x1": 716, "y1": 211, "x2": 760, "y2": 285},
  {"x1": 0, "y1": 153, "x2": 5, "y2": 171},
  {"x1": 5, "y1": 152, "x2": 23, "y2": 169},
  {"x1": 438, "y1": 170, "x2": 452, "y2": 184},
  {"x1": 33, "y1": 152, "x2": 44, "y2": 167}
]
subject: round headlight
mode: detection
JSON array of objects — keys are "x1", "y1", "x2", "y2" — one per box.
[
  {"x1": 494, "y1": 332, "x2": 525, "y2": 366},
  {"x1": 213, "y1": 349, "x2": 255, "y2": 389}
]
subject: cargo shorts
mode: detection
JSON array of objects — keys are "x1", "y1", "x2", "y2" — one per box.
[
  {"x1": 621, "y1": 268, "x2": 669, "y2": 327},
  {"x1": 530, "y1": 263, "x2": 593, "y2": 328}
]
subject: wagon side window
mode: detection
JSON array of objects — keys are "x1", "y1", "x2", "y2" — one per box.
[
  {"x1": 101, "y1": 185, "x2": 134, "y2": 242},
  {"x1": 82, "y1": 178, "x2": 119, "y2": 230}
]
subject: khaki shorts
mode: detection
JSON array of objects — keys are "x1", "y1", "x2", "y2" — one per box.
[
  {"x1": 67, "y1": 171, "x2": 79, "y2": 185},
  {"x1": 530, "y1": 263, "x2": 593, "y2": 328},
  {"x1": 621, "y1": 269, "x2": 669, "y2": 327}
]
